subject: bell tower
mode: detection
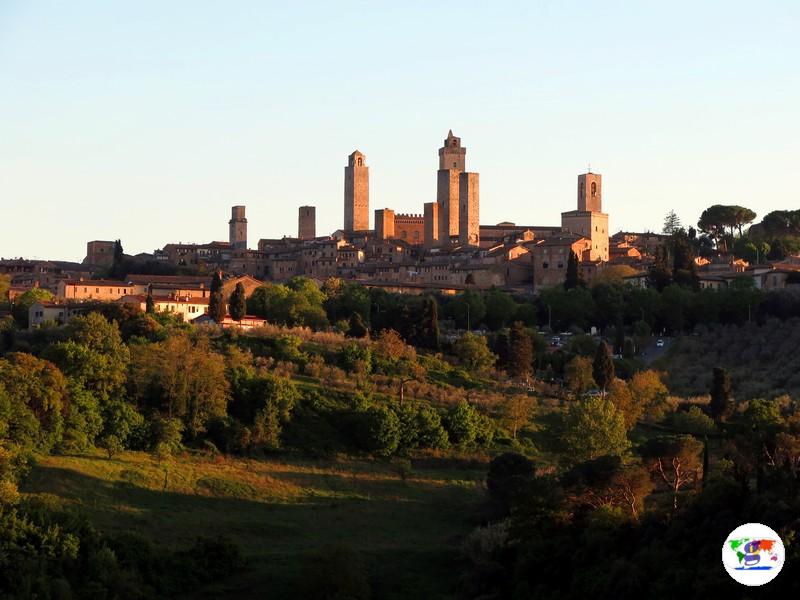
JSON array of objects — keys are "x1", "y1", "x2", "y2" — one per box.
[
  {"x1": 344, "y1": 150, "x2": 369, "y2": 231},
  {"x1": 577, "y1": 171, "x2": 602, "y2": 212}
]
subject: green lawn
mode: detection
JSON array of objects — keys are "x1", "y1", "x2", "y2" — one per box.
[{"x1": 21, "y1": 451, "x2": 487, "y2": 599}]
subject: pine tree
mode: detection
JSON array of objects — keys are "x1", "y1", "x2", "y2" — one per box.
[
  {"x1": 208, "y1": 271, "x2": 226, "y2": 323},
  {"x1": 662, "y1": 210, "x2": 683, "y2": 235},
  {"x1": 507, "y1": 321, "x2": 533, "y2": 380},
  {"x1": 229, "y1": 282, "x2": 247, "y2": 321},
  {"x1": 709, "y1": 367, "x2": 734, "y2": 424},
  {"x1": 592, "y1": 341, "x2": 615, "y2": 392}
]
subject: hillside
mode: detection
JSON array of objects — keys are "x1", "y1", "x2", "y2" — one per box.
[
  {"x1": 21, "y1": 451, "x2": 486, "y2": 600},
  {"x1": 659, "y1": 317, "x2": 800, "y2": 399}
]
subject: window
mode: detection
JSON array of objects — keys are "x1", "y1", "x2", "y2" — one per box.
[
  {"x1": 580, "y1": 182, "x2": 585, "y2": 198},
  {"x1": 357, "y1": 157, "x2": 363, "y2": 166},
  {"x1": 453, "y1": 162, "x2": 457, "y2": 168},
  {"x1": 542, "y1": 262, "x2": 549, "y2": 269},
  {"x1": 557, "y1": 263, "x2": 564, "y2": 269},
  {"x1": 591, "y1": 181, "x2": 597, "y2": 196}
]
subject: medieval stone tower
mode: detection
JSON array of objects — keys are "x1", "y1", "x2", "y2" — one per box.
[
  {"x1": 561, "y1": 171, "x2": 609, "y2": 261},
  {"x1": 298, "y1": 206, "x2": 316, "y2": 240},
  {"x1": 229, "y1": 205, "x2": 247, "y2": 249},
  {"x1": 436, "y1": 131, "x2": 479, "y2": 247},
  {"x1": 344, "y1": 150, "x2": 369, "y2": 232}
]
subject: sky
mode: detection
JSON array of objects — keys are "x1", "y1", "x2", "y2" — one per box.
[{"x1": 1, "y1": 1, "x2": 798, "y2": 262}]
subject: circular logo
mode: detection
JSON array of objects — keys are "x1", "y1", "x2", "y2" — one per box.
[{"x1": 722, "y1": 523, "x2": 785, "y2": 586}]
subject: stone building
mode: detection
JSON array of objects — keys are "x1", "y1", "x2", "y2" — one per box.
[
  {"x1": 424, "y1": 202, "x2": 439, "y2": 249},
  {"x1": 459, "y1": 172, "x2": 479, "y2": 246},
  {"x1": 561, "y1": 171, "x2": 609, "y2": 261},
  {"x1": 229, "y1": 206, "x2": 248, "y2": 249},
  {"x1": 298, "y1": 206, "x2": 316, "y2": 240},
  {"x1": 435, "y1": 131, "x2": 480, "y2": 247},
  {"x1": 344, "y1": 150, "x2": 369, "y2": 231},
  {"x1": 83, "y1": 241, "x2": 116, "y2": 266}
]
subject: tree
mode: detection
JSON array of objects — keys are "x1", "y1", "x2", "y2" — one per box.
[
  {"x1": 484, "y1": 289, "x2": 516, "y2": 330},
  {"x1": 110, "y1": 239, "x2": 126, "y2": 279},
  {"x1": 507, "y1": 322, "x2": 534, "y2": 381},
  {"x1": 629, "y1": 370, "x2": 669, "y2": 420},
  {"x1": 129, "y1": 335, "x2": 229, "y2": 437},
  {"x1": 0, "y1": 274, "x2": 10, "y2": 302},
  {"x1": 447, "y1": 290, "x2": 486, "y2": 330},
  {"x1": 145, "y1": 289, "x2": 155, "y2": 314},
  {"x1": 446, "y1": 401, "x2": 480, "y2": 446},
  {"x1": 229, "y1": 282, "x2": 246, "y2": 321},
  {"x1": 709, "y1": 366, "x2": 734, "y2": 424},
  {"x1": 486, "y1": 452, "x2": 535, "y2": 515},
  {"x1": 564, "y1": 251, "x2": 583, "y2": 290},
  {"x1": 416, "y1": 296, "x2": 440, "y2": 350},
  {"x1": 0, "y1": 352, "x2": 68, "y2": 452},
  {"x1": 209, "y1": 271, "x2": 226, "y2": 323},
  {"x1": 592, "y1": 341, "x2": 615, "y2": 392},
  {"x1": 453, "y1": 332, "x2": 496, "y2": 375},
  {"x1": 662, "y1": 210, "x2": 683, "y2": 235},
  {"x1": 505, "y1": 395, "x2": 534, "y2": 440},
  {"x1": 347, "y1": 312, "x2": 368, "y2": 338},
  {"x1": 641, "y1": 434, "x2": 703, "y2": 510},
  {"x1": 606, "y1": 378, "x2": 640, "y2": 430},
  {"x1": 564, "y1": 356, "x2": 596, "y2": 394},
  {"x1": 355, "y1": 405, "x2": 400, "y2": 456},
  {"x1": 11, "y1": 287, "x2": 54, "y2": 327},
  {"x1": 559, "y1": 396, "x2": 630, "y2": 464}
]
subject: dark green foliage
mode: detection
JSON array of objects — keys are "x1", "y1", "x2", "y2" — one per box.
[
  {"x1": 486, "y1": 452, "x2": 534, "y2": 517},
  {"x1": 507, "y1": 321, "x2": 533, "y2": 379},
  {"x1": 110, "y1": 239, "x2": 126, "y2": 279},
  {"x1": 354, "y1": 405, "x2": 400, "y2": 456},
  {"x1": 145, "y1": 290, "x2": 155, "y2": 314},
  {"x1": 564, "y1": 251, "x2": 582, "y2": 290},
  {"x1": 347, "y1": 312, "x2": 368, "y2": 338},
  {"x1": 297, "y1": 544, "x2": 371, "y2": 600},
  {"x1": 592, "y1": 341, "x2": 615, "y2": 391},
  {"x1": 445, "y1": 401, "x2": 481, "y2": 446},
  {"x1": 709, "y1": 366, "x2": 734, "y2": 423},
  {"x1": 483, "y1": 289, "x2": 516, "y2": 331},
  {"x1": 229, "y1": 282, "x2": 247, "y2": 321},
  {"x1": 209, "y1": 271, "x2": 226, "y2": 323},
  {"x1": 338, "y1": 342, "x2": 372, "y2": 374}
]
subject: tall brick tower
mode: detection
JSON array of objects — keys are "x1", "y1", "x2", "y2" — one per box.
[
  {"x1": 229, "y1": 205, "x2": 247, "y2": 249},
  {"x1": 437, "y1": 131, "x2": 465, "y2": 246},
  {"x1": 577, "y1": 172, "x2": 602, "y2": 212},
  {"x1": 344, "y1": 150, "x2": 369, "y2": 232},
  {"x1": 298, "y1": 206, "x2": 316, "y2": 240},
  {"x1": 459, "y1": 172, "x2": 480, "y2": 246},
  {"x1": 561, "y1": 171, "x2": 609, "y2": 261}
]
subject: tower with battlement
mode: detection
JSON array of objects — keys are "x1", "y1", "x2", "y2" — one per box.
[
  {"x1": 229, "y1": 206, "x2": 247, "y2": 249},
  {"x1": 344, "y1": 150, "x2": 369, "y2": 232}
]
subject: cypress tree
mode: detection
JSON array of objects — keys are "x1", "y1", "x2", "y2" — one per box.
[
  {"x1": 564, "y1": 251, "x2": 582, "y2": 290},
  {"x1": 110, "y1": 239, "x2": 126, "y2": 279},
  {"x1": 592, "y1": 341, "x2": 615, "y2": 392},
  {"x1": 208, "y1": 271, "x2": 226, "y2": 323},
  {"x1": 418, "y1": 296, "x2": 440, "y2": 350},
  {"x1": 229, "y1": 282, "x2": 247, "y2": 321},
  {"x1": 507, "y1": 321, "x2": 534, "y2": 380},
  {"x1": 347, "y1": 312, "x2": 368, "y2": 338},
  {"x1": 709, "y1": 366, "x2": 734, "y2": 424},
  {"x1": 145, "y1": 289, "x2": 155, "y2": 314}
]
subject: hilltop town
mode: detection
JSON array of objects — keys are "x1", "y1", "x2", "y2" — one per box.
[{"x1": 4, "y1": 130, "x2": 799, "y2": 328}]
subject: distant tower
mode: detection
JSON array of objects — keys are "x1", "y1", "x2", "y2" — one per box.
[
  {"x1": 436, "y1": 131, "x2": 466, "y2": 246},
  {"x1": 561, "y1": 171, "x2": 609, "y2": 261},
  {"x1": 298, "y1": 206, "x2": 316, "y2": 240},
  {"x1": 577, "y1": 172, "x2": 602, "y2": 212},
  {"x1": 344, "y1": 150, "x2": 369, "y2": 231},
  {"x1": 229, "y1": 205, "x2": 247, "y2": 249},
  {"x1": 424, "y1": 202, "x2": 439, "y2": 249},
  {"x1": 459, "y1": 172, "x2": 480, "y2": 246},
  {"x1": 375, "y1": 208, "x2": 395, "y2": 240}
]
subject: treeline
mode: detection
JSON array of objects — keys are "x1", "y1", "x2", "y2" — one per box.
[{"x1": 458, "y1": 393, "x2": 800, "y2": 599}]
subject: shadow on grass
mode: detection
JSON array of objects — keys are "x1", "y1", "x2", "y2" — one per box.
[{"x1": 22, "y1": 462, "x2": 480, "y2": 600}]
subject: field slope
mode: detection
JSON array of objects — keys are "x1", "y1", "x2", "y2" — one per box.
[{"x1": 20, "y1": 451, "x2": 485, "y2": 599}]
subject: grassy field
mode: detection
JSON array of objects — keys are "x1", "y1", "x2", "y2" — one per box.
[{"x1": 20, "y1": 450, "x2": 488, "y2": 599}]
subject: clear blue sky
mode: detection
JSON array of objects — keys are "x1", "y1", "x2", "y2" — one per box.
[{"x1": 1, "y1": 1, "x2": 798, "y2": 262}]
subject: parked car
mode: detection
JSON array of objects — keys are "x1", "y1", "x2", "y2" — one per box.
[{"x1": 656, "y1": 338, "x2": 664, "y2": 347}]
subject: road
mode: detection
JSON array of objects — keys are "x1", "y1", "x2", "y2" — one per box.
[{"x1": 641, "y1": 336, "x2": 674, "y2": 365}]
